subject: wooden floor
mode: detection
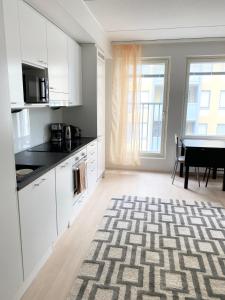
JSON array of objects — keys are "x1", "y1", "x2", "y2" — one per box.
[{"x1": 21, "y1": 170, "x2": 225, "y2": 300}]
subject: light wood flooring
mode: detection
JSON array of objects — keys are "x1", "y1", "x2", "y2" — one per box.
[{"x1": 21, "y1": 170, "x2": 225, "y2": 300}]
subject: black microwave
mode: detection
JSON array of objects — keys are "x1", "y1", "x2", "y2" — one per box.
[{"x1": 22, "y1": 63, "x2": 49, "y2": 104}]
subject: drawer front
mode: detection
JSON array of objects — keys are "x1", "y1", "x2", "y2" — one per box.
[
  {"x1": 87, "y1": 141, "x2": 97, "y2": 156},
  {"x1": 72, "y1": 147, "x2": 87, "y2": 164}
]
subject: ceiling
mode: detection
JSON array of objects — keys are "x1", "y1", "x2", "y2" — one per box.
[{"x1": 83, "y1": 0, "x2": 225, "y2": 41}]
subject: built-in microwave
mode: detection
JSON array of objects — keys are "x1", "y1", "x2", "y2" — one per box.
[{"x1": 22, "y1": 63, "x2": 49, "y2": 104}]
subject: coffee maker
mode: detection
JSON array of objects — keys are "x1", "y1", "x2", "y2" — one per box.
[{"x1": 50, "y1": 123, "x2": 65, "y2": 142}]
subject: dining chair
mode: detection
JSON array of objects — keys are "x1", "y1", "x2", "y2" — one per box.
[{"x1": 172, "y1": 134, "x2": 200, "y2": 186}]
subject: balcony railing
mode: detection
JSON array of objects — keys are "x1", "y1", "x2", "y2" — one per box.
[{"x1": 139, "y1": 102, "x2": 163, "y2": 153}]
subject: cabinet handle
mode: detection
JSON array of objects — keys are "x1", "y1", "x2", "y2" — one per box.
[
  {"x1": 11, "y1": 102, "x2": 17, "y2": 104},
  {"x1": 49, "y1": 87, "x2": 54, "y2": 90},
  {"x1": 61, "y1": 162, "x2": 68, "y2": 168},
  {"x1": 34, "y1": 183, "x2": 40, "y2": 187}
]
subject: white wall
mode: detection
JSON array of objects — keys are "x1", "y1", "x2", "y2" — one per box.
[
  {"x1": 12, "y1": 107, "x2": 63, "y2": 153},
  {"x1": 0, "y1": 0, "x2": 23, "y2": 298},
  {"x1": 106, "y1": 40, "x2": 225, "y2": 172}
]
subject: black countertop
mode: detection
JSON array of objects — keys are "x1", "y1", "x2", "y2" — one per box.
[{"x1": 15, "y1": 137, "x2": 96, "y2": 191}]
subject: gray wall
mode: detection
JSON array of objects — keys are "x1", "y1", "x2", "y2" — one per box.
[
  {"x1": 0, "y1": 1, "x2": 23, "y2": 298},
  {"x1": 12, "y1": 107, "x2": 63, "y2": 153},
  {"x1": 106, "y1": 40, "x2": 225, "y2": 172}
]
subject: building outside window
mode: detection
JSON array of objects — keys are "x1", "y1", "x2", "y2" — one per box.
[
  {"x1": 184, "y1": 58, "x2": 225, "y2": 136},
  {"x1": 200, "y1": 90, "x2": 210, "y2": 109},
  {"x1": 219, "y1": 91, "x2": 225, "y2": 109},
  {"x1": 198, "y1": 123, "x2": 208, "y2": 135},
  {"x1": 216, "y1": 124, "x2": 225, "y2": 135}
]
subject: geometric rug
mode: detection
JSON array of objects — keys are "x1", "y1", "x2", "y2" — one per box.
[{"x1": 67, "y1": 196, "x2": 225, "y2": 300}]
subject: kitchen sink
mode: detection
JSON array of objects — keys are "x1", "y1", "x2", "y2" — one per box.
[{"x1": 16, "y1": 164, "x2": 43, "y2": 171}]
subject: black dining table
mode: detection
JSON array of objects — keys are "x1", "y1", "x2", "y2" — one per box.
[{"x1": 180, "y1": 139, "x2": 225, "y2": 191}]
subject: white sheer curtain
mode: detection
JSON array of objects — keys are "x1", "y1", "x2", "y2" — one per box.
[{"x1": 109, "y1": 44, "x2": 142, "y2": 167}]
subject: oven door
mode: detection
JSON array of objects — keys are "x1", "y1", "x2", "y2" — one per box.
[{"x1": 72, "y1": 158, "x2": 87, "y2": 205}]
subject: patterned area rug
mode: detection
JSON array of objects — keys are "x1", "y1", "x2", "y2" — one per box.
[{"x1": 67, "y1": 196, "x2": 225, "y2": 299}]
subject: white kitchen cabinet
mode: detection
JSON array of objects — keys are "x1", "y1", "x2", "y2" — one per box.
[
  {"x1": 87, "y1": 141, "x2": 98, "y2": 194},
  {"x1": 2, "y1": 0, "x2": 24, "y2": 108},
  {"x1": 18, "y1": 169, "x2": 57, "y2": 280},
  {"x1": 18, "y1": 1, "x2": 47, "y2": 68},
  {"x1": 97, "y1": 136, "x2": 105, "y2": 179},
  {"x1": 55, "y1": 157, "x2": 73, "y2": 235},
  {"x1": 97, "y1": 51, "x2": 105, "y2": 178},
  {"x1": 68, "y1": 37, "x2": 82, "y2": 106},
  {"x1": 47, "y1": 22, "x2": 69, "y2": 105}
]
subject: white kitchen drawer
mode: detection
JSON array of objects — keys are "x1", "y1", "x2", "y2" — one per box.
[
  {"x1": 87, "y1": 141, "x2": 97, "y2": 155},
  {"x1": 72, "y1": 147, "x2": 87, "y2": 164}
]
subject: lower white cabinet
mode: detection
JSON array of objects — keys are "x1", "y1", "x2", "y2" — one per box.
[
  {"x1": 87, "y1": 141, "x2": 98, "y2": 194},
  {"x1": 55, "y1": 157, "x2": 73, "y2": 235},
  {"x1": 18, "y1": 169, "x2": 57, "y2": 280},
  {"x1": 97, "y1": 136, "x2": 105, "y2": 179}
]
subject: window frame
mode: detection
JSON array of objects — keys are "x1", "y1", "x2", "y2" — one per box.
[
  {"x1": 183, "y1": 56, "x2": 225, "y2": 140},
  {"x1": 140, "y1": 57, "x2": 170, "y2": 158}
]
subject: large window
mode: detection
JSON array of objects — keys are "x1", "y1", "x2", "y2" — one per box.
[
  {"x1": 139, "y1": 60, "x2": 169, "y2": 155},
  {"x1": 185, "y1": 58, "x2": 225, "y2": 136}
]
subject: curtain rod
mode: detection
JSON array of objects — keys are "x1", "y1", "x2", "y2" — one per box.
[{"x1": 111, "y1": 37, "x2": 225, "y2": 45}]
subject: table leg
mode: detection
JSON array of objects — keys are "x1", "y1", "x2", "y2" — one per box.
[
  {"x1": 212, "y1": 168, "x2": 217, "y2": 179},
  {"x1": 179, "y1": 145, "x2": 185, "y2": 177},
  {"x1": 184, "y1": 165, "x2": 189, "y2": 189},
  {"x1": 223, "y1": 169, "x2": 225, "y2": 192}
]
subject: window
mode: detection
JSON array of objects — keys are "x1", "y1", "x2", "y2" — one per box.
[
  {"x1": 139, "y1": 60, "x2": 168, "y2": 155},
  {"x1": 198, "y1": 123, "x2": 208, "y2": 135},
  {"x1": 185, "y1": 58, "x2": 225, "y2": 136},
  {"x1": 219, "y1": 91, "x2": 225, "y2": 109},
  {"x1": 200, "y1": 90, "x2": 210, "y2": 109},
  {"x1": 217, "y1": 124, "x2": 225, "y2": 135}
]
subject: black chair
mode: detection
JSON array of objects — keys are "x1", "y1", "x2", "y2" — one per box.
[{"x1": 172, "y1": 135, "x2": 200, "y2": 186}]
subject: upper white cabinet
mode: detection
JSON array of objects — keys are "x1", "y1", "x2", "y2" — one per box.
[
  {"x1": 18, "y1": 1, "x2": 47, "y2": 68},
  {"x1": 18, "y1": 169, "x2": 57, "y2": 280},
  {"x1": 2, "y1": 0, "x2": 24, "y2": 108},
  {"x1": 47, "y1": 22, "x2": 69, "y2": 105},
  {"x1": 68, "y1": 37, "x2": 82, "y2": 106}
]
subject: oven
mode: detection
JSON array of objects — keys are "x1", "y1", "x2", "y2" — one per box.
[{"x1": 72, "y1": 149, "x2": 87, "y2": 205}]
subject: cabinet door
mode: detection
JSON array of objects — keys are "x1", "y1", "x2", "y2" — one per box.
[
  {"x1": 55, "y1": 158, "x2": 73, "y2": 235},
  {"x1": 47, "y1": 22, "x2": 69, "y2": 101},
  {"x1": 97, "y1": 136, "x2": 105, "y2": 179},
  {"x1": 97, "y1": 53, "x2": 105, "y2": 137},
  {"x1": 3, "y1": 0, "x2": 24, "y2": 108},
  {"x1": 18, "y1": 1, "x2": 47, "y2": 68},
  {"x1": 18, "y1": 169, "x2": 57, "y2": 280},
  {"x1": 68, "y1": 37, "x2": 82, "y2": 106}
]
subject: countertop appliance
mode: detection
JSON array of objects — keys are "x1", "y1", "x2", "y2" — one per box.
[
  {"x1": 50, "y1": 123, "x2": 65, "y2": 142},
  {"x1": 22, "y1": 63, "x2": 49, "y2": 104},
  {"x1": 64, "y1": 125, "x2": 82, "y2": 140},
  {"x1": 64, "y1": 125, "x2": 72, "y2": 140}
]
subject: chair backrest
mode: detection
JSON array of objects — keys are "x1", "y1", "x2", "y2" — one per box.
[{"x1": 174, "y1": 134, "x2": 179, "y2": 158}]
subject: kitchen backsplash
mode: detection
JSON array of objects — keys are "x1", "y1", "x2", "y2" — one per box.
[{"x1": 12, "y1": 108, "x2": 63, "y2": 153}]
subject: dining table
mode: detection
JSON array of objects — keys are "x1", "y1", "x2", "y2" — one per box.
[{"x1": 180, "y1": 139, "x2": 225, "y2": 191}]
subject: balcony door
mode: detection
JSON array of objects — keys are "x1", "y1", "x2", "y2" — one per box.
[{"x1": 139, "y1": 59, "x2": 169, "y2": 156}]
